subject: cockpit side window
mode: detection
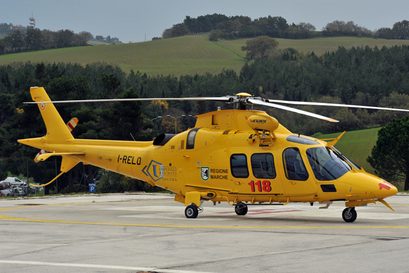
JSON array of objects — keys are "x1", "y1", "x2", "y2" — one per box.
[
  {"x1": 230, "y1": 154, "x2": 249, "y2": 178},
  {"x1": 186, "y1": 128, "x2": 199, "y2": 149},
  {"x1": 283, "y1": 148, "x2": 309, "y2": 181},
  {"x1": 251, "y1": 153, "x2": 276, "y2": 179}
]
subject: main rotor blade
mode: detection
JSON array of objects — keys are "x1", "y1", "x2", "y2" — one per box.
[
  {"x1": 248, "y1": 98, "x2": 339, "y2": 123},
  {"x1": 266, "y1": 99, "x2": 409, "y2": 112},
  {"x1": 24, "y1": 97, "x2": 230, "y2": 104}
]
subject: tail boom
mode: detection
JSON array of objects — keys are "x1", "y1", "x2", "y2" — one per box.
[{"x1": 18, "y1": 86, "x2": 154, "y2": 188}]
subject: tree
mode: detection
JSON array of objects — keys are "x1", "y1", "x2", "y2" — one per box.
[
  {"x1": 5, "y1": 30, "x2": 25, "y2": 51},
  {"x1": 209, "y1": 29, "x2": 223, "y2": 41},
  {"x1": 162, "y1": 24, "x2": 189, "y2": 38},
  {"x1": 392, "y1": 20, "x2": 409, "y2": 39},
  {"x1": 375, "y1": 27, "x2": 394, "y2": 39},
  {"x1": 0, "y1": 23, "x2": 13, "y2": 37},
  {"x1": 298, "y1": 22, "x2": 316, "y2": 32},
  {"x1": 0, "y1": 40, "x2": 5, "y2": 54},
  {"x1": 183, "y1": 14, "x2": 229, "y2": 33},
  {"x1": 287, "y1": 23, "x2": 317, "y2": 38},
  {"x1": 78, "y1": 31, "x2": 93, "y2": 43},
  {"x1": 323, "y1": 20, "x2": 372, "y2": 37},
  {"x1": 242, "y1": 36, "x2": 278, "y2": 60},
  {"x1": 254, "y1": 16, "x2": 288, "y2": 37},
  {"x1": 55, "y1": 29, "x2": 75, "y2": 47},
  {"x1": 368, "y1": 117, "x2": 409, "y2": 190},
  {"x1": 25, "y1": 28, "x2": 43, "y2": 50},
  {"x1": 41, "y1": 30, "x2": 56, "y2": 48}
]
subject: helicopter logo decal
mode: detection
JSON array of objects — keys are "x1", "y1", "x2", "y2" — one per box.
[
  {"x1": 201, "y1": 167, "x2": 209, "y2": 181},
  {"x1": 379, "y1": 182, "x2": 392, "y2": 190},
  {"x1": 39, "y1": 102, "x2": 46, "y2": 111},
  {"x1": 142, "y1": 160, "x2": 164, "y2": 181}
]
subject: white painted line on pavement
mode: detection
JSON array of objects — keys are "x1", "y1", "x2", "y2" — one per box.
[{"x1": 0, "y1": 260, "x2": 213, "y2": 273}]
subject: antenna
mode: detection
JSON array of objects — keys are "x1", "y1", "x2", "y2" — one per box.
[{"x1": 29, "y1": 13, "x2": 36, "y2": 28}]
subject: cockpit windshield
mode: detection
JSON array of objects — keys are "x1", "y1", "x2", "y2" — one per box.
[
  {"x1": 306, "y1": 147, "x2": 351, "y2": 181},
  {"x1": 331, "y1": 146, "x2": 361, "y2": 170}
]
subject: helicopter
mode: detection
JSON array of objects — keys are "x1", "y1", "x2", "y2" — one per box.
[{"x1": 18, "y1": 86, "x2": 409, "y2": 223}]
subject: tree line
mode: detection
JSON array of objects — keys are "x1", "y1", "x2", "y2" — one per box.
[
  {"x1": 2, "y1": 45, "x2": 409, "y2": 192},
  {"x1": 162, "y1": 14, "x2": 409, "y2": 41},
  {"x1": 0, "y1": 26, "x2": 93, "y2": 55},
  {"x1": 0, "y1": 22, "x2": 122, "y2": 55},
  {"x1": 0, "y1": 23, "x2": 17, "y2": 38}
]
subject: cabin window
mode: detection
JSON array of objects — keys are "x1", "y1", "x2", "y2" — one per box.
[
  {"x1": 283, "y1": 148, "x2": 309, "y2": 181},
  {"x1": 230, "y1": 154, "x2": 249, "y2": 178},
  {"x1": 251, "y1": 153, "x2": 276, "y2": 179},
  {"x1": 306, "y1": 147, "x2": 351, "y2": 180},
  {"x1": 186, "y1": 128, "x2": 199, "y2": 149}
]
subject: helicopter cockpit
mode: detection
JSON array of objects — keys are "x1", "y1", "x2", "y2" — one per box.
[
  {"x1": 284, "y1": 134, "x2": 361, "y2": 181},
  {"x1": 306, "y1": 146, "x2": 353, "y2": 181}
]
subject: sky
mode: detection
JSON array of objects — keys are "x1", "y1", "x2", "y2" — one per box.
[{"x1": 1, "y1": 0, "x2": 409, "y2": 42}]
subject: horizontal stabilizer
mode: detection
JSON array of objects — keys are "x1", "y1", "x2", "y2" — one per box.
[
  {"x1": 36, "y1": 152, "x2": 84, "y2": 162},
  {"x1": 34, "y1": 117, "x2": 79, "y2": 163}
]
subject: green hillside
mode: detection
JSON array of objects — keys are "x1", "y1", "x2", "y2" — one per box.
[
  {"x1": 1, "y1": 35, "x2": 409, "y2": 75},
  {"x1": 221, "y1": 36, "x2": 409, "y2": 55},
  {"x1": 314, "y1": 127, "x2": 381, "y2": 172}
]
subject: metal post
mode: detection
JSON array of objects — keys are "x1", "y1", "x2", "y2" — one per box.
[{"x1": 166, "y1": 115, "x2": 177, "y2": 133}]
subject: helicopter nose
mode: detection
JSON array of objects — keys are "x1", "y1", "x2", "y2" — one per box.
[{"x1": 347, "y1": 172, "x2": 398, "y2": 200}]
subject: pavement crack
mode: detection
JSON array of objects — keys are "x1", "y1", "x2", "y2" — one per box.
[
  {"x1": 163, "y1": 240, "x2": 373, "y2": 270},
  {"x1": 1, "y1": 244, "x2": 67, "y2": 260}
]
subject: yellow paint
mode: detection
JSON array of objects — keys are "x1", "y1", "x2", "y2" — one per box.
[
  {"x1": 18, "y1": 87, "x2": 398, "y2": 219},
  {"x1": 235, "y1": 92, "x2": 252, "y2": 97},
  {"x1": 327, "y1": 131, "x2": 346, "y2": 146},
  {"x1": 247, "y1": 114, "x2": 279, "y2": 132},
  {"x1": 0, "y1": 214, "x2": 409, "y2": 230}
]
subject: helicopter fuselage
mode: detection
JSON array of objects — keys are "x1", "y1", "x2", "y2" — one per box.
[
  {"x1": 22, "y1": 109, "x2": 397, "y2": 207},
  {"x1": 18, "y1": 87, "x2": 398, "y2": 222}
]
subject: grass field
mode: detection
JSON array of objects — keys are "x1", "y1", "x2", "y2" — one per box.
[
  {"x1": 0, "y1": 35, "x2": 244, "y2": 76},
  {"x1": 1, "y1": 35, "x2": 409, "y2": 76},
  {"x1": 313, "y1": 127, "x2": 381, "y2": 172},
  {"x1": 221, "y1": 36, "x2": 409, "y2": 55}
]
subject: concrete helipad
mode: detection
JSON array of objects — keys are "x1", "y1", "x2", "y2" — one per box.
[{"x1": 0, "y1": 193, "x2": 408, "y2": 273}]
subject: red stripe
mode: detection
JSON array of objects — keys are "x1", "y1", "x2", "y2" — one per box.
[{"x1": 67, "y1": 122, "x2": 74, "y2": 130}]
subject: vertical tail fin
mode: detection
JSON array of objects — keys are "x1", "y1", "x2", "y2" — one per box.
[{"x1": 30, "y1": 86, "x2": 74, "y2": 142}]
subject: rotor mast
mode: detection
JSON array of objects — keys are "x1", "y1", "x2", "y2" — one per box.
[{"x1": 234, "y1": 92, "x2": 253, "y2": 110}]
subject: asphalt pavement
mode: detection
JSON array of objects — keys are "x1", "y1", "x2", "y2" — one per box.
[{"x1": 0, "y1": 193, "x2": 408, "y2": 273}]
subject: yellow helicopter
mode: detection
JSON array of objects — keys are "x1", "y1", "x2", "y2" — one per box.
[{"x1": 19, "y1": 86, "x2": 409, "y2": 223}]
